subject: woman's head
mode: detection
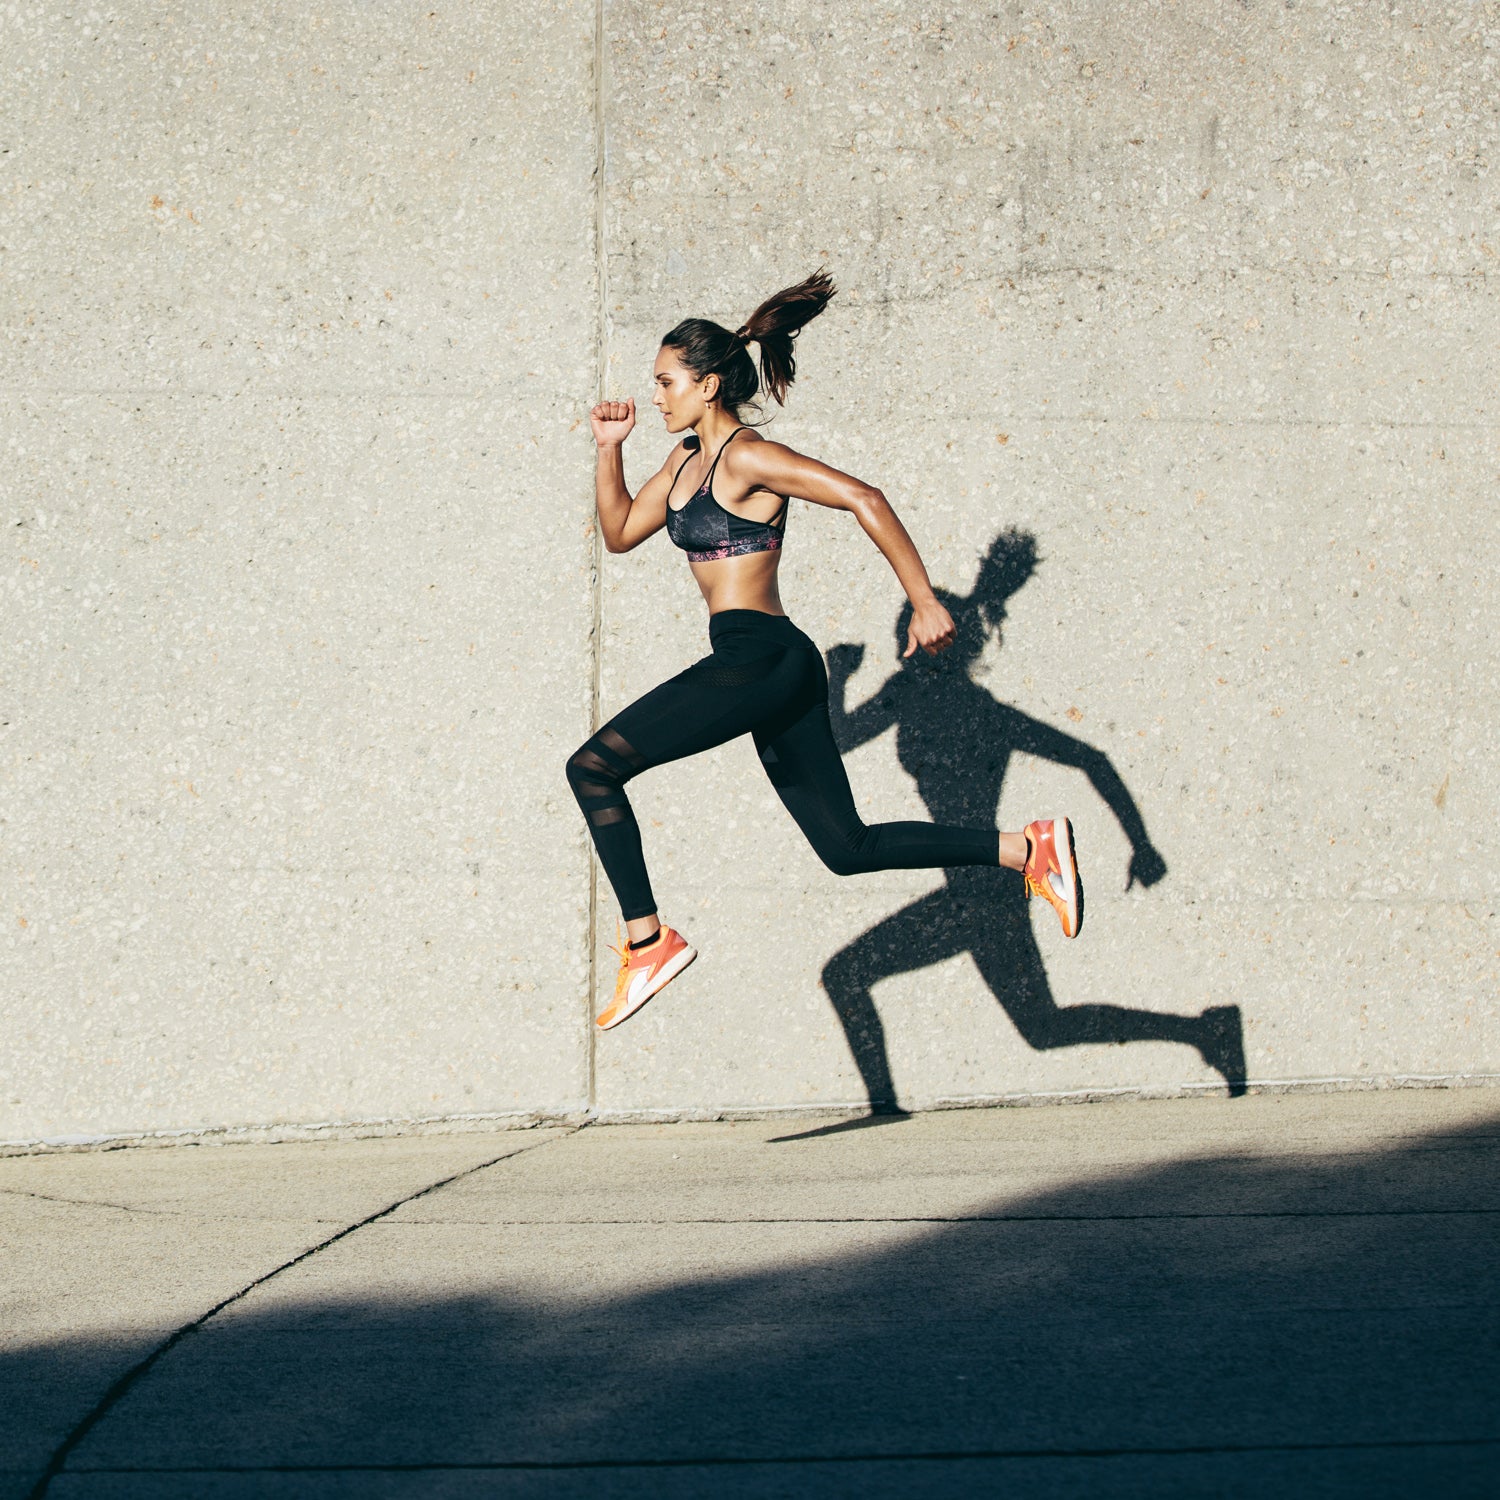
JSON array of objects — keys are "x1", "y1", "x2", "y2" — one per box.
[{"x1": 653, "y1": 269, "x2": 836, "y2": 429}]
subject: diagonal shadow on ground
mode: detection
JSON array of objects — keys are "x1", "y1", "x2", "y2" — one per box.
[{"x1": 6, "y1": 1110, "x2": 1498, "y2": 1498}]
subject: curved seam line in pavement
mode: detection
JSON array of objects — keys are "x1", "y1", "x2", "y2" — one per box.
[
  {"x1": 59, "y1": 1434, "x2": 1500, "y2": 1475},
  {"x1": 25, "y1": 1127, "x2": 581, "y2": 1500}
]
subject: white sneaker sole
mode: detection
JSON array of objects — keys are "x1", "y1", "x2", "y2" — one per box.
[
  {"x1": 1052, "y1": 816, "x2": 1080, "y2": 937},
  {"x1": 596, "y1": 944, "x2": 698, "y2": 1030}
]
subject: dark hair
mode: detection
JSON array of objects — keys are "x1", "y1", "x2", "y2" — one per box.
[{"x1": 661, "y1": 268, "x2": 836, "y2": 419}]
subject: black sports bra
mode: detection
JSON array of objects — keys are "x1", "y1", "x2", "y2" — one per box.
[{"x1": 664, "y1": 427, "x2": 788, "y2": 562}]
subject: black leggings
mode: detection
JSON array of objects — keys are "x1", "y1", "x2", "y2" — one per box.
[{"x1": 566, "y1": 609, "x2": 999, "y2": 921}]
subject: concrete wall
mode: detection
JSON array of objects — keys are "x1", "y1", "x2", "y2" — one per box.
[{"x1": 4, "y1": 2, "x2": 1497, "y2": 1144}]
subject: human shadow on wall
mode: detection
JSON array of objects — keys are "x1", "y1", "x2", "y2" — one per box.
[{"x1": 811, "y1": 528, "x2": 1246, "y2": 1123}]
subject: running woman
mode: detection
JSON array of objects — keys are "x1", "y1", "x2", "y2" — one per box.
[{"x1": 572, "y1": 270, "x2": 1080, "y2": 1029}]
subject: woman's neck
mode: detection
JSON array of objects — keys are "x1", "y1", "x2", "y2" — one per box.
[{"x1": 693, "y1": 410, "x2": 742, "y2": 451}]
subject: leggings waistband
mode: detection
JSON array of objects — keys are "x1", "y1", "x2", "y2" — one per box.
[{"x1": 708, "y1": 609, "x2": 812, "y2": 650}]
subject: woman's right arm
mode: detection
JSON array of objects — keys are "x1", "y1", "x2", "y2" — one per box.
[{"x1": 591, "y1": 398, "x2": 675, "y2": 554}]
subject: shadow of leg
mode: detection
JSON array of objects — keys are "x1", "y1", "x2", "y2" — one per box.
[
  {"x1": 769, "y1": 1111, "x2": 915, "y2": 1144},
  {"x1": 819, "y1": 887, "x2": 964, "y2": 1115},
  {"x1": 970, "y1": 878, "x2": 1248, "y2": 1096}
]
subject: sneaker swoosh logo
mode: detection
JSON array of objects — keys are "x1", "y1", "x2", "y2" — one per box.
[
  {"x1": 1048, "y1": 870, "x2": 1068, "y2": 901},
  {"x1": 627, "y1": 968, "x2": 655, "y2": 1006}
]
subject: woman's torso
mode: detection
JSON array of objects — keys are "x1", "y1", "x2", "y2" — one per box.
[{"x1": 666, "y1": 427, "x2": 789, "y2": 616}]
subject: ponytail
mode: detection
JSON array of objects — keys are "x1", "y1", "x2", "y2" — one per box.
[
  {"x1": 737, "y1": 267, "x2": 836, "y2": 407},
  {"x1": 661, "y1": 268, "x2": 836, "y2": 419}
]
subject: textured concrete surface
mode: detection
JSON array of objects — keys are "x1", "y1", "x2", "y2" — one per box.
[
  {"x1": 595, "y1": 1, "x2": 1500, "y2": 1115},
  {"x1": 2, "y1": 1091, "x2": 1497, "y2": 1496},
  {"x1": 2, "y1": 2, "x2": 599, "y2": 1140},
  {"x1": 4, "y1": 3, "x2": 1499, "y2": 1139}
]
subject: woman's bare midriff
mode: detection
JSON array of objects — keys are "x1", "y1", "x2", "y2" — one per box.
[{"x1": 690, "y1": 549, "x2": 787, "y2": 616}]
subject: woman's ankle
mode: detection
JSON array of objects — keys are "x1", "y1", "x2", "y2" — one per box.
[
  {"x1": 626, "y1": 918, "x2": 662, "y2": 948},
  {"x1": 998, "y1": 831, "x2": 1028, "y2": 872}
]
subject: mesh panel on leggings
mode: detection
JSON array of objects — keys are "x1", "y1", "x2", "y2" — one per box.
[
  {"x1": 597, "y1": 726, "x2": 646, "y2": 768},
  {"x1": 568, "y1": 747, "x2": 616, "y2": 800},
  {"x1": 566, "y1": 733, "x2": 644, "y2": 829},
  {"x1": 565, "y1": 724, "x2": 657, "y2": 921},
  {"x1": 687, "y1": 652, "x2": 785, "y2": 691}
]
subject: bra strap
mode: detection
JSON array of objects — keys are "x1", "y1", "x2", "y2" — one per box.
[
  {"x1": 702, "y1": 425, "x2": 748, "y2": 496},
  {"x1": 708, "y1": 427, "x2": 787, "y2": 530},
  {"x1": 664, "y1": 446, "x2": 697, "y2": 505}
]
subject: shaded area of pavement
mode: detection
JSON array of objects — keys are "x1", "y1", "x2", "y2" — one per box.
[{"x1": 2, "y1": 1091, "x2": 1498, "y2": 1498}]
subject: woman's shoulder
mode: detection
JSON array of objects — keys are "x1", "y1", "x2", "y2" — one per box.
[
  {"x1": 724, "y1": 428, "x2": 793, "y2": 463},
  {"x1": 722, "y1": 429, "x2": 801, "y2": 479}
]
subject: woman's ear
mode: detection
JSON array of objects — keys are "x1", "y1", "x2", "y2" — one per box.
[{"x1": 702, "y1": 373, "x2": 719, "y2": 404}]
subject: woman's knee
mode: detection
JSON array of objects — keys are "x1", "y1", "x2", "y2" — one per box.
[
  {"x1": 563, "y1": 745, "x2": 592, "y2": 794},
  {"x1": 819, "y1": 849, "x2": 863, "y2": 879},
  {"x1": 806, "y1": 828, "x2": 873, "y2": 879},
  {"x1": 565, "y1": 739, "x2": 630, "y2": 801}
]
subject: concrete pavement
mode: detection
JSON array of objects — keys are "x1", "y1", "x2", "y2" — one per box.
[{"x1": 3, "y1": 1089, "x2": 1498, "y2": 1497}]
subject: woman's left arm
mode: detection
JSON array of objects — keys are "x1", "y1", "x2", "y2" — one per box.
[{"x1": 731, "y1": 440, "x2": 956, "y2": 658}]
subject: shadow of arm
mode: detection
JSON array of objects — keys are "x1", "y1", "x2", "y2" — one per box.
[
  {"x1": 1009, "y1": 710, "x2": 1168, "y2": 888},
  {"x1": 826, "y1": 645, "x2": 900, "y2": 754}
]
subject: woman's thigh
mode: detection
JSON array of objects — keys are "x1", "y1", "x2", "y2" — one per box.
[
  {"x1": 754, "y1": 690, "x2": 864, "y2": 835},
  {"x1": 603, "y1": 645, "x2": 820, "y2": 773},
  {"x1": 751, "y1": 652, "x2": 865, "y2": 833}
]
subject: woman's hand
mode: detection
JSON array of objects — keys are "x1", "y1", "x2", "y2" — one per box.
[
  {"x1": 591, "y1": 398, "x2": 636, "y2": 448},
  {"x1": 903, "y1": 597, "x2": 957, "y2": 658}
]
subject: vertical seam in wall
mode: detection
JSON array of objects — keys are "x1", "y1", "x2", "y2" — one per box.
[{"x1": 586, "y1": 0, "x2": 607, "y2": 1111}]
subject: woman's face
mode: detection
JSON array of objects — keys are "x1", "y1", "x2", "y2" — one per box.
[{"x1": 651, "y1": 346, "x2": 714, "y2": 432}]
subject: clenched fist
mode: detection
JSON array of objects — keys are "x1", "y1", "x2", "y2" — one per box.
[
  {"x1": 591, "y1": 399, "x2": 636, "y2": 448},
  {"x1": 903, "y1": 597, "x2": 957, "y2": 658}
]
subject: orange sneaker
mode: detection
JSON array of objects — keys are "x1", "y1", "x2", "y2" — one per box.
[
  {"x1": 596, "y1": 923, "x2": 697, "y2": 1030},
  {"x1": 1023, "y1": 818, "x2": 1082, "y2": 938}
]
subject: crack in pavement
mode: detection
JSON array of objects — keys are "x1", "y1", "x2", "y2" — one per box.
[
  {"x1": 0, "y1": 1186, "x2": 382, "y2": 1226},
  {"x1": 0, "y1": 1188, "x2": 189, "y2": 1218},
  {"x1": 24, "y1": 1127, "x2": 581, "y2": 1500},
  {"x1": 58, "y1": 1434, "x2": 1500, "y2": 1475},
  {"x1": 0, "y1": 1187, "x2": 358, "y2": 1225}
]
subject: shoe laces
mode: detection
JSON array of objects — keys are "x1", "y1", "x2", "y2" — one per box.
[
  {"x1": 609, "y1": 922, "x2": 666, "y2": 973},
  {"x1": 607, "y1": 921, "x2": 631, "y2": 974}
]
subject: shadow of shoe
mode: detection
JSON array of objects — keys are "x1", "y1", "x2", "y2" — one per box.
[{"x1": 1200, "y1": 1004, "x2": 1248, "y2": 1098}]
